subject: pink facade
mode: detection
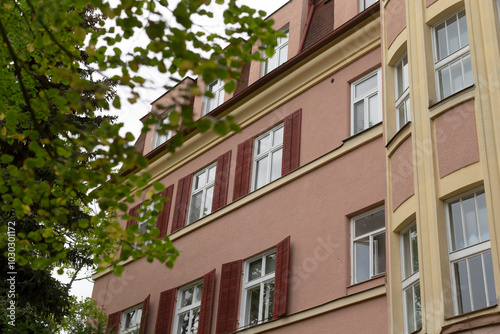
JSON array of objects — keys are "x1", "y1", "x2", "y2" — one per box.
[
  {"x1": 93, "y1": 2, "x2": 389, "y2": 334},
  {"x1": 391, "y1": 136, "x2": 414, "y2": 211},
  {"x1": 385, "y1": 0, "x2": 406, "y2": 49}
]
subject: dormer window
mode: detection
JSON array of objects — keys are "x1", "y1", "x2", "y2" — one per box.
[
  {"x1": 261, "y1": 28, "x2": 289, "y2": 76},
  {"x1": 152, "y1": 111, "x2": 172, "y2": 150},
  {"x1": 204, "y1": 79, "x2": 225, "y2": 115}
]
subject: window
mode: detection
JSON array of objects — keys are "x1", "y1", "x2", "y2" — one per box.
[
  {"x1": 121, "y1": 304, "x2": 143, "y2": 334},
  {"x1": 446, "y1": 188, "x2": 496, "y2": 315},
  {"x1": 240, "y1": 250, "x2": 277, "y2": 327},
  {"x1": 433, "y1": 9, "x2": 472, "y2": 100},
  {"x1": 400, "y1": 222, "x2": 421, "y2": 333},
  {"x1": 187, "y1": 163, "x2": 217, "y2": 224},
  {"x1": 351, "y1": 207, "x2": 386, "y2": 283},
  {"x1": 261, "y1": 29, "x2": 289, "y2": 76},
  {"x1": 152, "y1": 111, "x2": 172, "y2": 150},
  {"x1": 173, "y1": 281, "x2": 203, "y2": 334},
  {"x1": 360, "y1": 0, "x2": 378, "y2": 11},
  {"x1": 204, "y1": 79, "x2": 225, "y2": 115},
  {"x1": 252, "y1": 124, "x2": 284, "y2": 190},
  {"x1": 395, "y1": 53, "x2": 410, "y2": 130},
  {"x1": 351, "y1": 69, "x2": 382, "y2": 135}
]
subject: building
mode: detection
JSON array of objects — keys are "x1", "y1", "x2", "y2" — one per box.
[{"x1": 91, "y1": 0, "x2": 500, "y2": 333}]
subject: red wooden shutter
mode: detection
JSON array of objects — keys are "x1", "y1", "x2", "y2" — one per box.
[
  {"x1": 232, "y1": 138, "x2": 253, "y2": 201},
  {"x1": 155, "y1": 288, "x2": 176, "y2": 334},
  {"x1": 126, "y1": 203, "x2": 142, "y2": 229},
  {"x1": 198, "y1": 269, "x2": 216, "y2": 334},
  {"x1": 106, "y1": 311, "x2": 121, "y2": 334},
  {"x1": 157, "y1": 184, "x2": 174, "y2": 238},
  {"x1": 282, "y1": 108, "x2": 302, "y2": 176},
  {"x1": 212, "y1": 151, "x2": 232, "y2": 212},
  {"x1": 273, "y1": 236, "x2": 291, "y2": 319},
  {"x1": 215, "y1": 260, "x2": 242, "y2": 334},
  {"x1": 140, "y1": 294, "x2": 151, "y2": 334},
  {"x1": 171, "y1": 174, "x2": 193, "y2": 233}
]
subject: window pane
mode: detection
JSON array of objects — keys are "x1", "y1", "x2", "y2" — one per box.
[
  {"x1": 270, "y1": 149, "x2": 282, "y2": 182},
  {"x1": 483, "y1": 251, "x2": 496, "y2": 306},
  {"x1": 265, "y1": 253, "x2": 276, "y2": 274},
  {"x1": 273, "y1": 127, "x2": 283, "y2": 147},
  {"x1": 402, "y1": 55, "x2": 409, "y2": 90},
  {"x1": 476, "y1": 191, "x2": 490, "y2": 242},
  {"x1": 177, "y1": 312, "x2": 190, "y2": 334},
  {"x1": 462, "y1": 194, "x2": 480, "y2": 247},
  {"x1": 208, "y1": 166, "x2": 217, "y2": 184},
  {"x1": 463, "y1": 54, "x2": 473, "y2": 88},
  {"x1": 279, "y1": 44, "x2": 288, "y2": 66},
  {"x1": 188, "y1": 191, "x2": 203, "y2": 223},
  {"x1": 405, "y1": 286, "x2": 416, "y2": 333},
  {"x1": 247, "y1": 286, "x2": 261, "y2": 326},
  {"x1": 403, "y1": 229, "x2": 412, "y2": 279},
  {"x1": 439, "y1": 66, "x2": 452, "y2": 99},
  {"x1": 248, "y1": 259, "x2": 262, "y2": 281},
  {"x1": 411, "y1": 227, "x2": 419, "y2": 274},
  {"x1": 449, "y1": 200, "x2": 465, "y2": 251},
  {"x1": 254, "y1": 157, "x2": 269, "y2": 190},
  {"x1": 262, "y1": 281, "x2": 274, "y2": 321},
  {"x1": 353, "y1": 101, "x2": 365, "y2": 134},
  {"x1": 435, "y1": 22, "x2": 448, "y2": 60},
  {"x1": 257, "y1": 135, "x2": 270, "y2": 155},
  {"x1": 192, "y1": 308, "x2": 200, "y2": 334},
  {"x1": 469, "y1": 254, "x2": 487, "y2": 310},
  {"x1": 368, "y1": 94, "x2": 379, "y2": 126},
  {"x1": 355, "y1": 74, "x2": 377, "y2": 98},
  {"x1": 354, "y1": 209, "x2": 385, "y2": 237},
  {"x1": 181, "y1": 287, "x2": 194, "y2": 307},
  {"x1": 373, "y1": 232, "x2": 386, "y2": 275},
  {"x1": 397, "y1": 104, "x2": 406, "y2": 130},
  {"x1": 396, "y1": 61, "x2": 404, "y2": 98},
  {"x1": 446, "y1": 15, "x2": 460, "y2": 55},
  {"x1": 415, "y1": 283, "x2": 422, "y2": 330},
  {"x1": 458, "y1": 10, "x2": 469, "y2": 47},
  {"x1": 450, "y1": 59, "x2": 464, "y2": 93},
  {"x1": 454, "y1": 259, "x2": 472, "y2": 314},
  {"x1": 405, "y1": 96, "x2": 411, "y2": 122},
  {"x1": 203, "y1": 186, "x2": 214, "y2": 218},
  {"x1": 194, "y1": 284, "x2": 203, "y2": 303},
  {"x1": 138, "y1": 221, "x2": 147, "y2": 236},
  {"x1": 194, "y1": 173, "x2": 205, "y2": 190},
  {"x1": 355, "y1": 237, "x2": 370, "y2": 283}
]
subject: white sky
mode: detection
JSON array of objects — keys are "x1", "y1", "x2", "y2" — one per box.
[{"x1": 56, "y1": 0, "x2": 289, "y2": 304}]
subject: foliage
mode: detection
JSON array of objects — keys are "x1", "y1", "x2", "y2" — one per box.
[{"x1": 0, "y1": 0, "x2": 282, "y2": 284}]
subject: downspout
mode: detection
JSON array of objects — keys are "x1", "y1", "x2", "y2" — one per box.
[{"x1": 298, "y1": 0, "x2": 315, "y2": 52}]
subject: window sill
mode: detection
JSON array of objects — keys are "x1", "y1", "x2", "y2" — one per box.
[
  {"x1": 428, "y1": 84, "x2": 475, "y2": 114},
  {"x1": 346, "y1": 274, "x2": 385, "y2": 295},
  {"x1": 343, "y1": 122, "x2": 383, "y2": 143},
  {"x1": 442, "y1": 306, "x2": 500, "y2": 334}
]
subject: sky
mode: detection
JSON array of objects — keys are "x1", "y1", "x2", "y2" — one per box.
[{"x1": 55, "y1": 0, "x2": 289, "y2": 303}]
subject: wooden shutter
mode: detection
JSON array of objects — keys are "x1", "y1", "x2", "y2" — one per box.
[
  {"x1": 157, "y1": 184, "x2": 174, "y2": 238},
  {"x1": 106, "y1": 311, "x2": 121, "y2": 334},
  {"x1": 198, "y1": 269, "x2": 216, "y2": 334},
  {"x1": 140, "y1": 294, "x2": 151, "y2": 334},
  {"x1": 273, "y1": 236, "x2": 291, "y2": 319},
  {"x1": 212, "y1": 151, "x2": 232, "y2": 212},
  {"x1": 215, "y1": 260, "x2": 242, "y2": 334},
  {"x1": 126, "y1": 203, "x2": 142, "y2": 229},
  {"x1": 282, "y1": 108, "x2": 302, "y2": 176},
  {"x1": 171, "y1": 174, "x2": 193, "y2": 233},
  {"x1": 232, "y1": 138, "x2": 253, "y2": 201},
  {"x1": 154, "y1": 288, "x2": 176, "y2": 334}
]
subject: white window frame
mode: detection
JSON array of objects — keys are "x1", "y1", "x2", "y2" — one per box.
[
  {"x1": 120, "y1": 304, "x2": 143, "y2": 334},
  {"x1": 187, "y1": 163, "x2": 217, "y2": 224},
  {"x1": 135, "y1": 202, "x2": 155, "y2": 248},
  {"x1": 432, "y1": 9, "x2": 472, "y2": 100},
  {"x1": 251, "y1": 123, "x2": 284, "y2": 191},
  {"x1": 261, "y1": 28, "x2": 289, "y2": 76},
  {"x1": 239, "y1": 249, "x2": 276, "y2": 328},
  {"x1": 360, "y1": 0, "x2": 378, "y2": 11},
  {"x1": 351, "y1": 206, "x2": 386, "y2": 284},
  {"x1": 400, "y1": 222, "x2": 421, "y2": 334},
  {"x1": 172, "y1": 280, "x2": 203, "y2": 334},
  {"x1": 350, "y1": 68, "x2": 382, "y2": 135},
  {"x1": 203, "y1": 79, "x2": 225, "y2": 115},
  {"x1": 152, "y1": 111, "x2": 172, "y2": 150},
  {"x1": 445, "y1": 188, "x2": 496, "y2": 315},
  {"x1": 394, "y1": 53, "x2": 411, "y2": 131}
]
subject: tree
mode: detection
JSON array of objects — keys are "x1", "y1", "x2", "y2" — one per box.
[{"x1": 0, "y1": 0, "x2": 282, "y2": 328}]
